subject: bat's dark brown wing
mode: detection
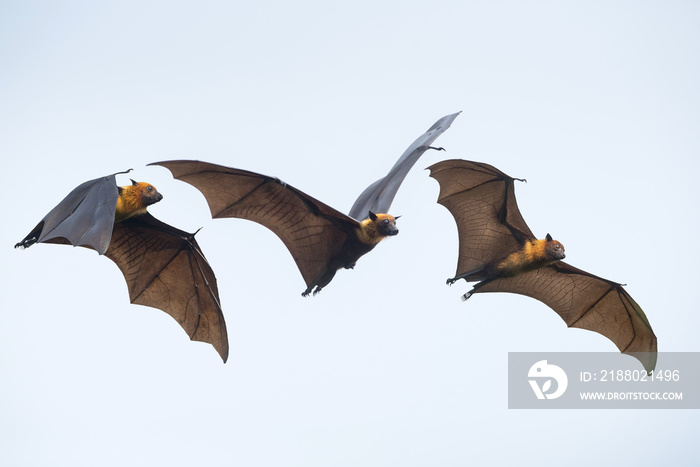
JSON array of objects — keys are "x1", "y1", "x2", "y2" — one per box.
[
  {"x1": 473, "y1": 262, "x2": 657, "y2": 372},
  {"x1": 106, "y1": 212, "x2": 229, "y2": 362},
  {"x1": 428, "y1": 160, "x2": 535, "y2": 280},
  {"x1": 148, "y1": 160, "x2": 359, "y2": 291}
]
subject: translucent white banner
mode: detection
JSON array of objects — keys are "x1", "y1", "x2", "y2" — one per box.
[{"x1": 508, "y1": 352, "x2": 699, "y2": 409}]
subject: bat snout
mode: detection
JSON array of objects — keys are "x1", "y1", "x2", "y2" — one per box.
[
  {"x1": 146, "y1": 192, "x2": 164, "y2": 206},
  {"x1": 383, "y1": 227, "x2": 398, "y2": 237}
]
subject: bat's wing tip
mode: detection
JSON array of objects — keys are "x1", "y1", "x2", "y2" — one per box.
[
  {"x1": 627, "y1": 351, "x2": 657, "y2": 375},
  {"x1": 14, "y1": 239, "x2": 34, "y2": 250}
]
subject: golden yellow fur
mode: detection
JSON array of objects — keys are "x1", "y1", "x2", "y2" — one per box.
[
  {"x1": 496, "y1": 236, "x2": 565, "y2": 277},
  {"x1": 356, "y1": 213, "x2": 397, "y2": 245},
  {"x1": 114, "y1": 182, "x2": 159, "y2": 223}
]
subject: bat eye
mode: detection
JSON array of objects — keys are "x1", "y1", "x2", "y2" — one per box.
[{"x1": 147, "y1": 185, "x2": 153, "y2": 191}]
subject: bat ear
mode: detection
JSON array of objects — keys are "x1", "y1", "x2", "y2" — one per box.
[
  {"x1": 130, "y1": 179, "x2": 138, "y2": 186},
  {"x1": 394, "y1": 215, "x2": 401, "y2": 220},
  {"x1": 369, "y1": 211, "x2": 378, "y2": 221},
  {"x1": 546, "y1": 233, "x2": 553, "y2": 242}
]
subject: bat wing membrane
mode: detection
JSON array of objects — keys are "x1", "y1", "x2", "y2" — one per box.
[
  {"x1": 105, "y1": 212, "x2": 229, "y2": 362},
  {"x1": 16, "y1": 174, "x2": 121, "y2": 255},
  {"x1": 428, "y1": 159, "x2": 534, "y2": 279},
  {"x1": 149, "y1": 160, "x2": 357, "y2": 289},
  {"x1": 349, "y1": 112, "x2": 460, "y2": 220},
  {"x1": 474, "y1": 262, "x2": 657, "y2": 372}
]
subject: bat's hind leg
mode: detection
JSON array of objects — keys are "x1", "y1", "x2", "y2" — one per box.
[
  {"x1": 300, "y1": 285, "x2": 324, "y2": 297},
  {"x1": 446, "y1": 275, "x2": 475, "y2": 301},
  {"x1": 301, "y1": 268, "x2": 338, "y2": 297},
  {"x1": 447, "y1": 266, "x2": 487, "y2": 286}
]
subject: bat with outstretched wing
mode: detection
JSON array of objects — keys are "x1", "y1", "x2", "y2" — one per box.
[
  {"x1": 15, "y1": 172, "x2": 229, "y2": 362},
  {"x1": 151, "y1": 112, "x2": 460, "y2": 296},
  {"x1": 428, "y1": 159, "x2": 657, "y2": 373}
]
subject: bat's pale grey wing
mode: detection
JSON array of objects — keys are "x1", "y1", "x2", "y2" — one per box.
[
  {"x1": 16, "y1": 172, "x2": 126, "y2": 255},
  {"x1": 348, "y1": 112, "x2": 460, "y2": 220}
]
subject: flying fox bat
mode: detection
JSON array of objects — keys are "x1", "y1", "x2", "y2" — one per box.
[
  {"x1": 428, "y1": 159, "x2": 657, "y2": 373},
  {"x1": 15, "y1": 171, "x2": 229, "y2": 362},
  {"x1": 151, "y1": 112, "x2": 460, "y2": 296}
]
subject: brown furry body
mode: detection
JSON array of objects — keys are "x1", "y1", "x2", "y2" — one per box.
[
  {"x1": 449, "y1": 234, "x2": 565, "y2": 285},
  {"x1": 494, "y1": 235, "x2": 565, "y2": 278},
  {"x1": 303, "y1": 212, "x2": 398, "y2": 296}
]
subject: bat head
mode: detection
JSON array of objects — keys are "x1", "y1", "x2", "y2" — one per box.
[
  {"x1": 544, "y1": 233, "x2": 565, "y2": 260},
  {"x1": 369, "y1": 211, "x2": 399, "y2": 237},
  {"x1": 130, "y1": 179, "x2": 164, "y2": 207}
]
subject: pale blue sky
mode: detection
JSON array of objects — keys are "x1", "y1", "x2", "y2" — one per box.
[{"x1": 2, "y1": 2, "x2": 699, "y2": 466}]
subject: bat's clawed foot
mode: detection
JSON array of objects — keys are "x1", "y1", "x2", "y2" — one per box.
[
  {"x1": 301, "y1": 286, "x2": 322, "y2": 297},
  {"x1": 428, "y1": 146, "x2": 446, "y2": 152},
  {"x1": 460, "y1": 291, "x2": 474, "y2": 302}
]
